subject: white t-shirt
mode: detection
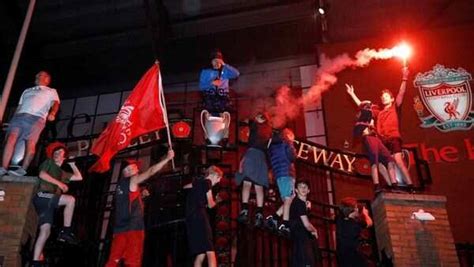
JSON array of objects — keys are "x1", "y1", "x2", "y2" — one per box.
[{"x1": 17, "y1": 86, "x2": 60, "y2": 119}]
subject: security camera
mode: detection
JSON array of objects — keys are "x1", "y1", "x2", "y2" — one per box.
[{"x1": 411, "y1": 209, "x2": 435, "y2": 221}]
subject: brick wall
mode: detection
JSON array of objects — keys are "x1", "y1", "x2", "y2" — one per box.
[
  {"x1": 372, "y1": 193, "x2": 459, "y2": 267},
  {"x1": 0, "y1": 176, "x2": 38, "y2": 267}
]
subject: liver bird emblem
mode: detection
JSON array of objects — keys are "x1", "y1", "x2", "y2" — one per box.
[{"x1": 444, "y1": 98, "x2": 460, "y2": 120}]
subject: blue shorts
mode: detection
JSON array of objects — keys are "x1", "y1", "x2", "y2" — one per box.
[
  {"x1": 276, "y1": 176, "x2": 295, "y2": 199},
  {"x1": 7, "y1": 113, "x2": 46, "y2": 143}
]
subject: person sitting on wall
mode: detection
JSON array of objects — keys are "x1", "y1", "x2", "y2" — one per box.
[
  {"x1": 336, "y1": 197, "x2": 373, "y2": 267},
  {"x1": 289, "y1": 180, "x2": 320, "y2": 267},
  {"x1": 346, "y1": 84, "x2": 397, "y2": 193},
  {"x1": 265, "y1": 128, "x2": 297, "y2": 236},
  {"x1": 31, "y1": 142, "x2": 83, "y2": 267},
  {"x1": 235, "y1": 112, "x2": 273, "y2": 227},
  {"x1": 199, "y1": 49, "x2": 240, "y2": 115},
  {"x1": 0, "y1": 71, "x2": 60, "y2": 176},
  {"x1": 105, "y1": 150, "x2": 174, "y2": 267},
  {"x1": 184, "y1": 165, "x2": 223, "y2": 267}
]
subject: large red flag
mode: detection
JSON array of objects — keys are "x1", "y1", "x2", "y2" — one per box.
[{"x1": 89, "y1": 64, "x2": 166, "y2": 173}]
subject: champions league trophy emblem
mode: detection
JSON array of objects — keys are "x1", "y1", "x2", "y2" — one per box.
[
  {"x1": 200, "y1": 110, "x2": 231, "y2": 147},
  {"x1": 413, "y1": 64, "x2": 474, "y2": 132}
]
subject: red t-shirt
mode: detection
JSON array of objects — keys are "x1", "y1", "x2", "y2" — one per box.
[{"x1": 376, "y1": 104, "x2": 401, "y2": 138}]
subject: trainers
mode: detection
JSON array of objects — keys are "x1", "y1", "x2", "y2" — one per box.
[
  {"x1": 8, "y1": 167, "x2": 27, "y2": 176},
  {"x1": 57, "y1": 230, "x2": 79, "y2": 245},
  {"x1": 278, "y1": 224, "x2": 291, "y2": 237},
  {"x1": 0, "y1": 167, "x2": 7, "y2": 176},
  {"x1": 254, "y1": 213, "x2": 264, "y2": 228},
  {"x1": 265, "y1": 215, "x2": 278, "y2": 231},
  {"x1": 237, "y1": 209, "x2": 249, "y2": 224}
]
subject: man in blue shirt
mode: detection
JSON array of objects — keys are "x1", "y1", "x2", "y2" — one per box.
[{"x1": 199, "y1": 50, "x2": 240, "y2": 115}]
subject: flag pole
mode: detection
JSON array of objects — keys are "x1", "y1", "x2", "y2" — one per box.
[
  {"x1": 0, "y1": 0, "x2": 37, "y2": 123},
  {"x1": 155, "y1": 61, "x2": 175, "y2": 169}
]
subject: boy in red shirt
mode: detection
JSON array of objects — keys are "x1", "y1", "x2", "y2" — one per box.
[{"x1": 376, "y1": 67, "x2": 413, "y2": 187}]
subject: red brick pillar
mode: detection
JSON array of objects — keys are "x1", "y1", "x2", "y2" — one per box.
[
  {"x1": 0, "y1": 176, "x2": 38, "y2": 267},
  {"x1": 371, "y1": 193, "x2": 459, "y2": 267}
]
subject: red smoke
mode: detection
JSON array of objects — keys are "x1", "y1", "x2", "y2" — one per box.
[{"x1": 271, "y1": 46, "x2": 405, "y2": 128}]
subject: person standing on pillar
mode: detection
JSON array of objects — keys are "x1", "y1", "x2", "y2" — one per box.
[
  {"x1": 0, "y1": 71, "x2": 59, "y2": 176},
  {"x1": 376, "y1": 67, "x2": 414, "y2": 188},
  {"x1": 346, "y1": 84, "x2": 398, "y2": 193},
  {"x1": 105, "y1": 150, "x2": 174, "y2": 267},
  {"x1": 199, "y1": 49, "x2": 240, "y2": 115}
]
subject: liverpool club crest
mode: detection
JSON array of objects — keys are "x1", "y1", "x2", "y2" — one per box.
[{"x1": 413, "y1": 64, "x2": 474, "y2": 132}]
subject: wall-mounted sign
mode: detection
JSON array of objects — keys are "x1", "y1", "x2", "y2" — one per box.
[
  {"x1": 413, "y1": 64, "x2": 474, "y2": 132},
  {"x1": 63, "y1": 130, "x2": 161, "y2": 159},
  {"x1": 294, "y1": 140, "x2": 360, "y2": 174}
]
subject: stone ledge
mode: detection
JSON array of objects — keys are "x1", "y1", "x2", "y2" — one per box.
[
  {"x1": 0, "y1": 175, "x2": 38, "y2": 184},
  {"x1": 373, "y1": 193, "x2": 447, "y2": 207}
]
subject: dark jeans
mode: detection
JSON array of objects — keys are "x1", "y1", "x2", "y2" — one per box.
[{"x1": 202, "y1": 89, "x2": 230, "y2": 115}]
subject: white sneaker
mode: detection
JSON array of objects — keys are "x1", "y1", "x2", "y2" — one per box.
[
  {"x1": 8, "y1": 167, "x2": 27, "y2": 176},
  {"x1": 0, "y1": 167, "x2": 7, "y2": 176}
]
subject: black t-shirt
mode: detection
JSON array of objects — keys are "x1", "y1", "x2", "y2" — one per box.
[
  {"x1": 248, "y1": 120, "x2": 272, "y2": 151},
  {"x1": 289, "y1": 197, "x2": 312, "y2": 240},
  {"x1": 336, "y1": 215, "x2": 368, "y2": 267},
  {"x1": 113, "y1": 178, "x2": 144, "y2": 233},
  {"x1": 185, "y1": 178, "x2": 212, "y2": 216}
]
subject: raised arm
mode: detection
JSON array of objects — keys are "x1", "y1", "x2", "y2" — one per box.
[
  {"x1": 395, "y1": 67, "x2": 409, "y2": 107},
  {"x1": 67, "y1": 162, "x2": 83, "y2": 181},
  {"x1": 221, "y1": 63, "x2": 240, "y2": 79},
  {"x1": 131, "y1": 150, "x2": 174, "y2": 185},
  {"x1": 345, "y1": 84, "x2": 362, "y2": 106}
]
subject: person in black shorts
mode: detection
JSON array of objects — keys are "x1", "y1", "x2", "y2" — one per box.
[
  {"x1": 289, "y1": 180, "x2": 319, "y2": 267},
  {"x1": 336, "y1": 197, "x2": 373, "y2": 267},
  {"x1": 185, "y1": 165, "x2": 224, "y2": 267},
  {"x1": 346, "y1": 84, "x2": 397, "y2": 193},
  {"x1": 31, "y1": 142, "x2": 83, "y2": 267}
]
